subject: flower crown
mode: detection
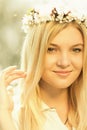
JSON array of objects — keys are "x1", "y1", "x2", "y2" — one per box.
[{"x1": 22, "y1": 8, "x2": 87, "y2": 33}]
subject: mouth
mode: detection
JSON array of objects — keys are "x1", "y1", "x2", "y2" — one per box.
[{"x1": 53, "y1": 70, "x2": 72, "y2": 77}]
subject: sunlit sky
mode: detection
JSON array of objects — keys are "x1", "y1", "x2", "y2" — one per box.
[
  {"x1": 0, "y1": 0, "x2": 86, "y2": 16},
  {"x1": 9, "y1": 0, "x2": 87, "y2": 15},
  {"x1": 15, "y1": 0, "x2": 87, "y2": 7}
]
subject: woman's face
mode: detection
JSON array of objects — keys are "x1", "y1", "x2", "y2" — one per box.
[{"x1": 40, "y1": 25, "x2": 84, "y2": 89}]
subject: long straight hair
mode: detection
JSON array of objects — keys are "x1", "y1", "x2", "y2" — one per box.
[{"x1": 18, "y1": 21, "x2": 87, "y2": 130}]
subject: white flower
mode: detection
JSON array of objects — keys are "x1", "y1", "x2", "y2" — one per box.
[{"x1": 22, "y1": 7, "x2": 87, "y2": 33}]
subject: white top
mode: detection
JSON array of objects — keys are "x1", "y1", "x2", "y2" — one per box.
[
  {"x1": 12, "y1": 93, "x2": 76, "y2": 130},
  {"x1": 41, "y1": 102, "x2": 76, "y2": 130}
]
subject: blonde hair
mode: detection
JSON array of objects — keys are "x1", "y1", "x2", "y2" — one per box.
[{"x1": 18, "y1": 21, "x2": 87, "y2": 130}]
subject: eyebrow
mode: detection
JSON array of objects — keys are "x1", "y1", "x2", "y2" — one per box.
[{"x1": 49, "y1": 43, "x2": 84, "y2": 47}]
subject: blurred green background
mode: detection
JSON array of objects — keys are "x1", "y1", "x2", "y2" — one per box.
[
  {"x1": 0, "y1": 0, "x2": 87, "y2": 69},
  {"x1": 0, "y1": 0, "x2": 48, "y2": 69}
]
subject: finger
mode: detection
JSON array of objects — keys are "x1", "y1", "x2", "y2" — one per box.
[
  {"x1": 7, "y1": 89, "x2": 14, "y2": 111},
  {"x1": 0, "y1": 66, "x2": 26, "y2": 87},
  {"x1": 0, "y1": 66, "x2": 17, "y2": 80},
  {"x1": 2, "y1": 66, "x2": 17, "y2": 76},
  {"x1": 3, "y1": 66, "x2": 17, "y2": 72},
  {"x1": 5, "y1": 70, "x2": 26, "y2": 79},
  {"x1": 5, "y1": 73, "x2": 26, "y2": 86}
]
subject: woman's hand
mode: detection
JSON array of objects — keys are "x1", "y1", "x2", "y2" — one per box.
[{"x1": 0, "y1": 66, "x2": 26, "y2": 112}]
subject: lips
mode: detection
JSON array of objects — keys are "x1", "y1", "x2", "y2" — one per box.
[{"x1": 53, "y1": 70, "x2": 72, "y2": 76}]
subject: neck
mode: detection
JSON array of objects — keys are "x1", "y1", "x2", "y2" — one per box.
[
  {"x1": 39, "y1": 81, "x2": 69, "y2": 124},
  {"x1": 40, "y1": 87, "x2": 69, "y2": 108},
  {"x1": 39, "y1": 81, "x2": 69, "y2": 107}
]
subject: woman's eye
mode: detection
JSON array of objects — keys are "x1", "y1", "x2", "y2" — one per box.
[
  {"x1": 73, "y1": 48, "x2": 82, "y2": 53},
  {"x1": 47, "y1": 47, "x2": 56, "y2": 52}
]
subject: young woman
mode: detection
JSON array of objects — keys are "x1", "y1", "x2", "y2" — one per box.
[{"x1": 0, "y1": 7, "x2": 87, "y2": 130}]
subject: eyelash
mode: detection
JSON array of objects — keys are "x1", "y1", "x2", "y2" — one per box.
[
  {"x1": 72, "y1": 48, "x2": 82, "y2": 52},
  {"x1": 47, "y1": 47, "x2": 83, "y2": 53},
  {"x1": 47, "y1": 47, "x2": 57, "y2": 53}
]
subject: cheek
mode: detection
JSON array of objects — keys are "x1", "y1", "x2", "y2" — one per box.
[
  {"x1": 73, "y1": 57, "x2": 83, "y2": 70},
  {"x1": 44, "y1": 55, "x2": 56, "y2": 68}
]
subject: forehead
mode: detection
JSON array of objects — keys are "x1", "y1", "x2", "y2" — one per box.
[{"x1": 50, "y1": 25, "x2": 83, "y2": 46}]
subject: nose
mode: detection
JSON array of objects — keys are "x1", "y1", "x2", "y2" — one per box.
[{"x1": 56, "y1": 52, "x2": 70, "y2": 68}]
